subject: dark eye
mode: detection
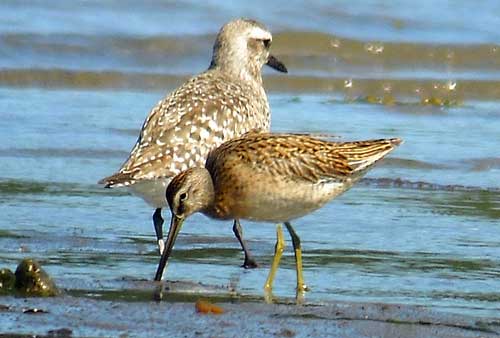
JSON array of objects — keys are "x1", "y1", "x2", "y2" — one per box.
[
  {"x1": 179, "y1": 192, "x2": 188, "y2": 201},
  {"x1": 262, "y1": 39, "x2": 271, "y2": 48}
]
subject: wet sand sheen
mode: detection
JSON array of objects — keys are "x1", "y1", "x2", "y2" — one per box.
[
  {"x1": 3, "y1": 69, "x2": 500, "y2": 102},
  {"x1": 2, "y1": 31, "x2": 500, "y2": 69}
]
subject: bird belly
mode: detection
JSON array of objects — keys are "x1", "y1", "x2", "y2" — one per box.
[
  {"x1": 221, "y1": 179, "x2": 350, "y2": 223},
  {"x1": 128, "y1": 178, "x2": 171, "y2": 208}
]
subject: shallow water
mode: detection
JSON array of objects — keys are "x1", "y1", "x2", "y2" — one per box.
[{"x1": 0, "y1": 0, "x2": 499, "y2": 320}]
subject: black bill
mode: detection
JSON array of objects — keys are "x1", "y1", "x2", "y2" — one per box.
[
  {"x1": 154, "y1": 215, "x2": 184, "y2": 281},
  {"x1": 266, "y1": 55, "x2": 288, "y2": 73}
]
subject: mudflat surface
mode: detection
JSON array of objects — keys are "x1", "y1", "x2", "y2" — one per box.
[{"x1": 1, "y1": 289, "x2": 499, "y2": 338}]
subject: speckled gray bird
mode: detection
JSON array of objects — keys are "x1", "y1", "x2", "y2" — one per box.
[{"x1": 99, "y1": 18, "x2": 287, "y2": 269}]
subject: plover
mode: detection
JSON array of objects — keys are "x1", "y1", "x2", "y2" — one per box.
[
  {"x1": 154, "y1": 132, "x2": 402, "y2": 298},
  {"x1": 99, "y1": 19, "x2": 287, "y2": 269}
]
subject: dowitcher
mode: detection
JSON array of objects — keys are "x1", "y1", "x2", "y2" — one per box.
[
  {"x1": 98, "y1": 19, "x2": 287, "y2": 268},
  {"x1": 155, "y1": 132, "x2": 402, "y2": 298}
]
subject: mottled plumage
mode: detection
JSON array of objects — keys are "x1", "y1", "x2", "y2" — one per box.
[
  {"x1": 103, "y1": 71, "x2": 270, "y2": 193},
  {"x1": 156, "y1": 132, "x2": 402, "y2": 298},
  {"x1": 98, "y1": 18, "x2": 287, "y2": 266}
]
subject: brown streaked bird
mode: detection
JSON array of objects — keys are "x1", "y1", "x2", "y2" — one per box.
[
  {"x1": 155, "y1": 132, "x2": 402, "y2": 299},
  {"x1": 98, "y1": 19, "x2": 287, "y2": 269}
]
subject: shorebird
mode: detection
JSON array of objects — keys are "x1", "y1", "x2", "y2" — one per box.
[
  {"x1": 99, "y1": 19, "x2": 287, "y2": 269},
  {"x1": 154, "y1": 132, "x2": 402, "y2": 299}
]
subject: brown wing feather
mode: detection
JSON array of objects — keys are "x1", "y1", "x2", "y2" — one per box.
[
  {"x1": 207, "y1": 133, "x2": 354, "y2": 184},
  {"x1": 207, "y1": 133, "x2": 402, "y2": 185}
]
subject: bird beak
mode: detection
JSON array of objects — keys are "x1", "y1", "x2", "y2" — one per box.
[
  {"x1": 266, "y1": 55, "x2": 288, "y2": 73},
  {"x1": 154, "y1": 214, "x2": 184, "y2": 281}
]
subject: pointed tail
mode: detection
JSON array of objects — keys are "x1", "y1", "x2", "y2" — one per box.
[{"x1": 337, "y1": 138, "x2": 402, "y2": 173}]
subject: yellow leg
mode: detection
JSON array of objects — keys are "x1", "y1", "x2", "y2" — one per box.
[
  {"x1": 284, "y1": 222, "x2": 309, "y2": 293},
  {"x1": 264, "y1": 224, "x2": 285, "y2": 296}
]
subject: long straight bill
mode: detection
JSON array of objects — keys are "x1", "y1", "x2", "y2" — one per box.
[{"x1": 154, "y1": 215, "x2": 184, "y2": 281}]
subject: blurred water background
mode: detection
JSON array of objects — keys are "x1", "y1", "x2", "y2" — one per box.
[{"x1": 0, "y1": 0, "x2": 499, "y2": 318}]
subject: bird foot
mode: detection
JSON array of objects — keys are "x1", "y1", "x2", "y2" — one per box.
[
  {"x1": 264, "y1": 287, "x2": 274, "y2": 304},
  {"x1": 297, "y1": 284, "x2": 309, "y2": 292},
  {"x1": 242, "y1": 257, "x2": 258, "y2": 269}
]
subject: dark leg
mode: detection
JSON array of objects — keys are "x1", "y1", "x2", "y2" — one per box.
[
  {"x1": 284, "y1": 222, "x2": 309, "y2": 293},
  {"x1": 233, "y1": 219, "x2": 258, "y2": 269},
  {"x1": 153, "y1": 208, "x2": 164, "y2": 255}
]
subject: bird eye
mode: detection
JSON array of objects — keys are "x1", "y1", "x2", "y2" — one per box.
[
  {"x1": 179, "y1": 192, "x2": 188, "y2": 201},
  {"x1": 262, "y1": 39, "x2": 271, "y2": 48}
]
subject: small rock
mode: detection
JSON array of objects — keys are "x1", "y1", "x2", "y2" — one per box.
[
  {"x1": 277, "y1": 328, "x2": 296, "y2": 337},
  {"x1": 15, "y1": 258, "x2": 58, "y2": 297},
  {"x1": 23, "y1": 308, "x2": 48, "y2": 314},
  {"x1": 47, "y1": 328, "x2": 73, "y2": 338},
  {"x1": 0, "y1": 268, "x2": 16, "y2": 293}
]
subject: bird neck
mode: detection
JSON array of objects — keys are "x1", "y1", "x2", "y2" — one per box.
[
  {"x1": 209, "y1": 53, "x2": 263, "y2": 86},
  {"x1": 198, "y1": 171, "x2": 217, "y2": 216}
]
